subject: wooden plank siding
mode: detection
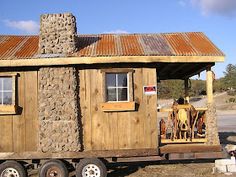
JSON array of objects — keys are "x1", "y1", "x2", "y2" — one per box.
[
  {"x1": 0, "y1": 71, "x2": 38, "y2": 153},
  {"x1": 80, "y1": 67, "x2": 158, "y2": 151}
]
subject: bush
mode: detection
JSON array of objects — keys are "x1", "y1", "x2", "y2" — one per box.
[
  {"x1": 227, "y1": 90, "x2": 236, "y2": 96},
  {"x1": 228, "y1": 97, "x2": 236, "y2": 103}
]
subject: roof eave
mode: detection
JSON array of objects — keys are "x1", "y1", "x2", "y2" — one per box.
[{"x1": 0, "y1": 55, "x2": 225, "y2": 68}]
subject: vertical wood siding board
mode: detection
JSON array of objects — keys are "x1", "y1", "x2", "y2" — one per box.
[
  {"x1": 143, "y1": 68, "x2": 153, "y2": 148},
  {"x1": 13, "y1": 72, "x2": 25, "y2": 152},
  {"x1": 141, "y1": 68, "x2": 147, "y2": 148},
  {"x1": 80, "y1": 70, "x2": 85, "y2": 149},
  {"x1": 118, "y1": 113, "x2": 128, "y2": 149},
  {"x1": 149, "y1": 69, "x2": 158, "y2": 148},
  {"x1": 138, "y1": 68, "x2": 146, "y2": 148},
  {"x1": 101, "y1": 72, "x2": 114, "y2": 150},
  {"x1": 24, "y1": 71, "x2": 38, "y2": 151},
  {"x1": 132, "y1": 68, "x2": 142, "y2": 148},
  {"x1": 1, "y1": 116, "x2": 13, "y2": 152},
  {"x1": 91, "y1": 69, "x2": 101, "y2": 150},
  {"x1": 83, "y1": 69, "x2": 92, "y2": 150},
  {"x1": 146, "y1": 69, "x2": 152, "y2": 147},
  {"x1": 88, "y1": 69, "x2": 92, "y2": 150},
  {"x1": 80, "y1": 70, "x2": 88, "y2": 150}
]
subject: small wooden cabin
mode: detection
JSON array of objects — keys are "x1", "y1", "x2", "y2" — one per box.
[{"x1": 0, "y1": 13, "x2": 225, "y2": 177}]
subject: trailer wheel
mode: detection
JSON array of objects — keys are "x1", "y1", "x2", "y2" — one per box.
[
  {"x1": 0, "y1": 161, "x2": 27, "y2": 177},
  {"x1": 39, "y1": 160, "x2": 68, "y2": 177},
  {"x1": 76, "y1": 158, "x2": 107, "y2": 177}
]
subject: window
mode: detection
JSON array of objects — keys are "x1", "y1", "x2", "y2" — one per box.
[
  {"x1": 0, "y1": 77, "x2": 13, "y2": 105},
  {"x1": 0, "y1": 74, "x2": 17, "y2": 114},
  {"x1": 106, "y1": 73, "x2": 128, "y2": 102},
  {"x1": 101, "y1": 69, "x2": 135, "y2": 112}
]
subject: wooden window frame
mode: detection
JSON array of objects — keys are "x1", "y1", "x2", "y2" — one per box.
[
  {"x1": 101, "y1": 69, "x2": 135, "y2": 112},
  {"x1": 0, "y1": 73, "x2": 17, "y2": 115}
]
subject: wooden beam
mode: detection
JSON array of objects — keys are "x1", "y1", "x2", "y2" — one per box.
[
  {"x1": 158, "y1": 107, "x2": 208, "y2": 112},
  {"x1": 0, "y1": 149, "x2": 159, "y2": 160},
  {"x1": 169, "y1": 64, "x2": 188, "y2": 76},
  {"x1": 169, "y1": 152, "x2": 225, "y2": 160},
  {"x1": 161, "y1": 138, "x2": 207, "y2": 144},
  {"x1": 185, "y1": 79, "x2": 190, "y2": 103},
  {"x1": 206, "y1": 67, "x2": 213, "y2": 104},
  {"x1": 180, "y1": 63, "x2": 214, "y2": 79},
  {"x1": 160, "y1": 144, "x2": 222, "y2": 154},
  {"x1": 100, "y1": 102, "x2": 136, "y2": 112},
  {"x1": 0, "y1": 56, "x2": 225, "y2": 68}
]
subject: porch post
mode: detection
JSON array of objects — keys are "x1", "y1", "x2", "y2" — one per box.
[
  {"x1": 206, "y1": 68, "x2": 213, "y2": 104},
  {"x1": 205, "y1": 66, "x2": 220, "y2": 145},
  {"x1": 184, "y1": 79, "x2": 190, "y2": 103}
]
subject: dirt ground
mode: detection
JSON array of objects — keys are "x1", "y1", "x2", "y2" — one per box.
[{"x1": 107, "y1": 162, "x2": 235, "y2": 177}]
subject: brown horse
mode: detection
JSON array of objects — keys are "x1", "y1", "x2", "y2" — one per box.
[{"x1": 196, "y1": 111, "x2": 206, "y2": 137}]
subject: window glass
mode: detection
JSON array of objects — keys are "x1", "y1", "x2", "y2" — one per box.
[
  {"x1": 107, "y1": 88, "x2": 116, "y2": 101},
  {"x1": 3, "y1": 92, "x2": 12, "y2": 105},
  {"x1": 118, "y1": 74, "x2": 127, "y2": 87},
  {"x1": 118, "y1": 88, "x2": 128, "y2": 101},
  {"x1": 0, "y1": 78, "x2": 2, "y2": 91},
  {"x1": 3, "y1": 77, "x2": 12, "y2": 90},
  {"x1": 105, "y1": 73, "x2": 128, "y2": 102},
  {"x1": 0, "y1": 77, "x2": 13, "y2": 105},
  {"x1": 106, "y1": 74, "x2": 116, "y2": 87}
]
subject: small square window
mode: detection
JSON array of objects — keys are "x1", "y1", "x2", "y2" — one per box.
[
  {"x1": 101, "y1": 69, "x2": 135, "y2": 112},
  {"x1": 0, "y1": 74, "x2": 17, "y2": 114},
  {"x1": 106, "y1": 73, "x2": 128, "y2": 102},
  {"x1": 0, "y1": 77, "x2": 13, "y2": 105}
]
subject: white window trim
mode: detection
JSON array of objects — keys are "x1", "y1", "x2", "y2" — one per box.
[
  {"x1": 0, "y1": 77, "x2": 13, "y2": 105},
  {"x1": 106, "y1": 73, "x2": 129, "y2": 102},
  {"x1": 0, "y1": 73, "x2": 17, "y2": 114}
]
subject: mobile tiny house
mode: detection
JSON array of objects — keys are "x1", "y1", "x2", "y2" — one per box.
[{"x1": 0, "y1": 13, "x2": 225, "y2": 177}]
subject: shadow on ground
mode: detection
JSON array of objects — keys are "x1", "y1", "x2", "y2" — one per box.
[
  {"x1": 219, "y1": 132, "x2": 236, "y2": 145},
  {"x1": 107, "y1": 159, "x2": 216, "y2": 177}
]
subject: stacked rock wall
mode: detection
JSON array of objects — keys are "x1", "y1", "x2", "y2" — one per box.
[
  {"x1": 38, "y1": 67, "x2": 81, "y2": 152},
  {"x1": 206, "y1": 103, "x2": 220, "y2": 145},
  {"x1": 39, "y1": 13, "x2": 77, "y2": 54}
]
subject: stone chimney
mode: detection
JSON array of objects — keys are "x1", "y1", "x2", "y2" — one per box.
[{"x1": 39, "y1": 13, "x2": 77, "y2": 55}]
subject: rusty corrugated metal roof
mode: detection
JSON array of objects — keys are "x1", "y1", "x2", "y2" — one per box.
[
  {"x1": 0, "y1": 35, "x2": 39, "y2": 60},
  {"x1": 0, "y1": 32, "x2": 224, "y2": 60}
]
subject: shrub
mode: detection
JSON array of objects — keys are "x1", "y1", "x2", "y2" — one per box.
[{"x1": 228, "y1": 97, "x2": 236, "y2": 103}]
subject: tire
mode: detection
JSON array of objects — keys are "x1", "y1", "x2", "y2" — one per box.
[
  {"x1": 76, "y1": 158, "x2": 107, "y2": 177},
  {"x1": 39, "y1": 160, "x2": 69, "y2": 177},
  {"x1": 0, "y1": 160, "x2": 27, "y2": 177}
]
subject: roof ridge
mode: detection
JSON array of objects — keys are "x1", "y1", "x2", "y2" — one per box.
[
  {"x1": 0, "y1": 35, "x2": 38, "y2": 37},
  {"x1": 78, "y1": 32, "x2": 204, "y2": 36}
]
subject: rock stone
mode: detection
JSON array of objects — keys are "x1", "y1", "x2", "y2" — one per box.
[{"x1": 38, "y1": 67, "x2": 81, "y2": 152}]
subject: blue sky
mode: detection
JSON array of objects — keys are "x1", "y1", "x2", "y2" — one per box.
[{"x1": 0, "y1": 0, "x2": 236, "y2": 79}]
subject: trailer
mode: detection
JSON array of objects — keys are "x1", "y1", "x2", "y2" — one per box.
[{"x1": 0, "y1": 13, "x2": 225, "y2": 177}]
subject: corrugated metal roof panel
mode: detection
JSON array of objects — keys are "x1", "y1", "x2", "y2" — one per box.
[
  {"x1": 96, "y1": 34, "x2": 117, "y2": 56},
  {"x1": 77, "y1": 35, "x2": 99, "y2": 57},
  {"x1": 163, "y1": 33, "x2": 198, "y2": 56},
  {"x1": 15, "y1": 36, "x2": 39, "y2": 59},
  {"x1": 139, "y1": 34, "x2": 173, "y2": 55},
  {"x1": 120, "y1": 35, "x2": 143, "y2": 56},
  {"x1": 185, "y1": 32, "x2": 224, "y2": 56},
  {"x1": 0, "y1": 36, "x2": 24, "y2": 59}
]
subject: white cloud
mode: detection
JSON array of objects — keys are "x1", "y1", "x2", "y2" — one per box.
[
  {"x1": 3, "y1": 20, "x2": 39, "y2": 34},
  {"x1": 103, "y1": 29, "x2": 129, "y2": 34},
  {"x1": 191, "y1": 0, "x2": 236, "y2": 16},
  {"x1": 179, "y1": 0, "x2": 187, "y2": 7}
]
